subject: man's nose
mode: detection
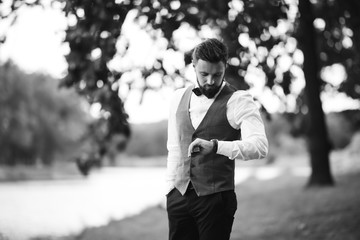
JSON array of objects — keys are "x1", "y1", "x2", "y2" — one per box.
[{"x1": 205, "y1": 76, "x2": 215, "y2": 85}]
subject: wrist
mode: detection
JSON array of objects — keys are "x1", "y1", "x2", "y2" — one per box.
[{"x1": 210, "y1": 139, "x2": 218, "y2": 154}]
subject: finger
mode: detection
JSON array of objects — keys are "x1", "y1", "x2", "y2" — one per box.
[
  {"x1": 187, "y1": 141, "x2": 195, "y2": 157},
  {"x1": 187, "y1": 139, "x2": 199, "y2": 157}
]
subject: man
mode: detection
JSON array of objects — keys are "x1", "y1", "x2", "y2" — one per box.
[{"x1": 166, "y1": 38, "x2": 268, "y2": 240}]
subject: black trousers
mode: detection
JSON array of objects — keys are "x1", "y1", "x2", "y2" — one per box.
[{"x1": 166, "y1": 188, "x2": 237, "y2": 240}]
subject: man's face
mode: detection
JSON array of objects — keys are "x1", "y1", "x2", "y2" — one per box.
[{"x1": 194, "y1": 59, "x2": 226, "y2": 98}]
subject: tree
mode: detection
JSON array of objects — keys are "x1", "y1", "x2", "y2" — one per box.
[
  {"x1": 132, "y1": 0, "x2": 347, "y2": 187},
  {"x1": 295, "y1": 0, "x2": 360, "y2": 186},
  {"x1": 1, "y1": 0, "x2": 132, "y2": 161},
  {"x1": 1, "y1": 0, "x2": 359, "y2": 185},
  {"x1": 297, "y1": 0, "x2": 333, "y2": 186},
  {"x1": 0, "y1": 61, "x2": 89, "y2": 165},
  {"x1": 134, "y1": 0, "x2": 360, "y2": 187}
]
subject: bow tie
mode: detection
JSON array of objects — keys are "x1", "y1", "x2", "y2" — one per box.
[{"x1": 192, "y1": 87, "x2": 203, "y2": 96}]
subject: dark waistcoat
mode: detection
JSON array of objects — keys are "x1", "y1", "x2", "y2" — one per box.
[{"x1": 174, "y1": 84, "x2": 241, "y2": 196}]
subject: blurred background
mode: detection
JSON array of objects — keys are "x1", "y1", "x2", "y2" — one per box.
[{"x1": 0, "y1": 0, "x2": 359, "y2": 240}]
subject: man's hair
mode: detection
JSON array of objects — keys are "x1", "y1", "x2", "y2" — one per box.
[{"x1": 192, "y1": 38, "x2": 228, "y2": 65}]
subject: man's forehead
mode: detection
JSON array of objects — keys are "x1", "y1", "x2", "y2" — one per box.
[{"x1": 195, "y1": 59, "x2": 226, "y2": 71}]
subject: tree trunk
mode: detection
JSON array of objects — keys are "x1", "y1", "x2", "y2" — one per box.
[{"x1": 298, "y1": 0, "x2": 334, "y2": 186}]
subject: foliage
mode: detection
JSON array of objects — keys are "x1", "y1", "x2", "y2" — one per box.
[
  {"x1": 125, "y1": 120, "x2": 168, "y2": 157},
  {"x1": 1, "y1": 0, "x2": 131, "y2": 144},
  {"x1": 1, "y1": 0, "x2": 358, "y2": 137},
  {"x1": 1, "y1": 0, "x2": 360, "y2": 184},
  {"x1": 60, "y1": 0, "x2": 132, "y2": 140},
  {"x1": 0, "y1": 61, "x2": 89, "y2": 165},
  {"x1": 135, "y1": 0, "x2": 360, "y2": 102},
  {"x1": 59, "y1": 0, "x2": 359, "y2": 153},
  {"x1": 346, "y1": 131, "x2": 360, "y2": 155},
  {"x1": 310, "y1": 0, "x2": 360, "y2": 99},
  {"x1": 284, "y1": 110, "x2": 360, "y2": 149},
  {"x1": 137, "y1": 0, "x2": 290, "y2": 91},
  {"x1": 326, "y1": 110, "x2": 360, "y2": 149}
]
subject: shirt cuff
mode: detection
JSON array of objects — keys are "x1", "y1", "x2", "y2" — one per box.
[
  {"x1": 217, "y1": 140, "x2": 244, "y2": 160},
  {"x1": 217, "y1": 140, "x2": 232, "y2": 160}
]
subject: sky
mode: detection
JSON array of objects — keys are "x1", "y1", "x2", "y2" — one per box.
[
  {"x1": 0, "y1": 4, "x2": 358, "y2": 124},
  {"x1": 0, "y1": 3, "x2": 67, "y2": 78}
]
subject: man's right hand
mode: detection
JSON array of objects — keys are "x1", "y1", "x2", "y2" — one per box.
[{"x1": 187, "y1": 138, "x2": 214, "y2": 157}]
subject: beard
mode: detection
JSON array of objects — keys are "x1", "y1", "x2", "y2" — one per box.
[{"x1": 197, "y1": 79, "x2": 223, "y2": 98}]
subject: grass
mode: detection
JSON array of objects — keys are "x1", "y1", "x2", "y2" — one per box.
[
  {"x1": 230, "y1": 173, "x2": 360, "y2": 240},
  {"x1": 47, "y1": 169, "x2": 360, "y2": 240},
  {"x1": 2, "y1": 150, "x2": 358, "y2": 240}
]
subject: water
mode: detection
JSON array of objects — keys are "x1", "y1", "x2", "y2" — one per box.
[
  {"x1": 0, "y1": 167, "x2": 167, "y2": 240},
  {"x1": 0, "y1": 165, "x2": 310, "y2": 240}
]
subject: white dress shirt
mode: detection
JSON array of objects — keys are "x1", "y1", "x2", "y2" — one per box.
[{"x1": 166, "y1": 83, "x2": 268, "y2": 192}]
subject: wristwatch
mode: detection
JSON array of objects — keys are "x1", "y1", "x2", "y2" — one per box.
[{"x1": 210, "y1": 139, "x2": 218, "y2": 154}]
